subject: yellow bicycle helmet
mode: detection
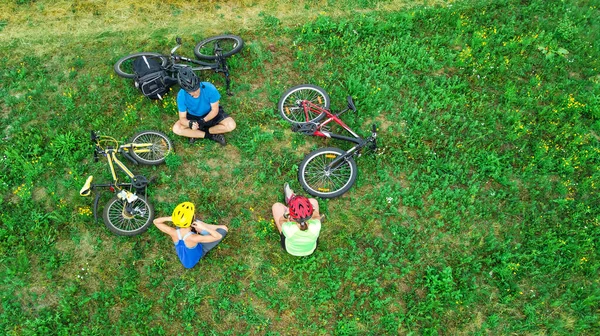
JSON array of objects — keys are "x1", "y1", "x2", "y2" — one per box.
[{"x1": 172, "y1": 202, "x2": 195, "y2": 227}]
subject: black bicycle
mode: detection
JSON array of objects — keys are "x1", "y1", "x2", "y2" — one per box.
[{"x1": 114, "y1": 35, "x2": 244, "y2": 95}]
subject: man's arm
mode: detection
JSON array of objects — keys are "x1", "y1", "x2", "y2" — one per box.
[
  {"x1": 203, "y1": 101, "x2": 220, "y2": 121},
  {"x1": 178, "y1": 111, "x2": 200, "y2": 130}
]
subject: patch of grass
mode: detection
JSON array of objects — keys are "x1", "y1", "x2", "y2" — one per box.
[{"x1": 1, "y1": 0, "x2": 599, "y2": 335}]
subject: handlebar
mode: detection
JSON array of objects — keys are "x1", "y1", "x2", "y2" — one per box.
[
  {"x1": 170, "y1": 37, "x2": 182, "y2": 56},
  {"x1": 170, "y1": 45, "x2": 180, "y2": 56},
  {"x1": 368, "y1": 124, "x2": 378, "y2": 150},
  {"x1": 91, "y1": 131, "x2": 99, "y2": 161}
]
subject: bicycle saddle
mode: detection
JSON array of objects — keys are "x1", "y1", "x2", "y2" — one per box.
[{"x1": 347, "y1": 96, "x2": 356, "y2": 112}]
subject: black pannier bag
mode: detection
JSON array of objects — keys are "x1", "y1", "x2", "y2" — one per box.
[{"x1": 133, "y1": 56, "x2": 176, "y2": 100}]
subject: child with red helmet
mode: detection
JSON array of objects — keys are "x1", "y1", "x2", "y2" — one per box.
[{"x1": 271, "y1": 183, "x2": 323, "y2": 256}]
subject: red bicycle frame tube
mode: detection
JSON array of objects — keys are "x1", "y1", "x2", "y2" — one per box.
[{"x1": 301, "y1": 101, "x2": 361, "y2": 141}]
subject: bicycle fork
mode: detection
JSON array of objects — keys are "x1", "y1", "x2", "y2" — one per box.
[{"x1": 326, "y1": 147, "x2": 359, "y2": 171}]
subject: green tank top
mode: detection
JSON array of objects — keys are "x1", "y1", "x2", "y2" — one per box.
[{"x1": 282, "y1": 219, "x2": 321, "y2": 256}]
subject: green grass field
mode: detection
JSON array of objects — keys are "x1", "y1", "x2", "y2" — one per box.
[{"x1": 1, "y1": 0, "x2": 599, "y2": 334}]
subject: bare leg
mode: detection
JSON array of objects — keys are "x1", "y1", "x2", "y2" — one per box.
[
  {"x1": 202, "y1": 223, "x2": 228, "y2": 232},
  {"x1": 172, "y1": 121, "x2": 207, "y2": 139},
  {"x1": 308, "y1": 198, "x2": 320, "y2": 217},
  {"x1": 207, "y1": 117, "x2": 236, "y2": 134},
  {"x1": 272, "y1": 202, "x2": 287, "y2": 233}
]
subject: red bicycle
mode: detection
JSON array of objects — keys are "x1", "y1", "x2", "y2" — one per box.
[{"x1": 278, "y1": 84, "x2": 378, "y2": 198}]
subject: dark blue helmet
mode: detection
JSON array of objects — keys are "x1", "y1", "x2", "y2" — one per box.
[{"x1": 178, "y1": 67, "x2": 200, "y2": 92}]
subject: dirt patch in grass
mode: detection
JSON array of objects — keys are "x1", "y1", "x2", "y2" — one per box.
[
  {"x1": 375, "y1": 113, "x2": 398, "y2": 133},
  {"x1": 54, "y1": 229, "x2": 136, "y2": 292},
  {"x1": 12, "y1": 255, "x2": 60, "y2": 313},
  {"x1": 32, "y1": 187, "x2": 54, "y2": 212},
  {"x1": 205, "y1": 146, "x2": 241, "y2": 179}
]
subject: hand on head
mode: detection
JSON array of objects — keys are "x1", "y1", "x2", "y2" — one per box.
[{"x1": 191, "y1": 220, "x2": 206, "y2": 230}]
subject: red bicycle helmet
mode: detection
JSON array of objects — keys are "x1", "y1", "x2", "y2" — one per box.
[{"x1": 288, "y1": 195, "x2": 314, "y2": 223}]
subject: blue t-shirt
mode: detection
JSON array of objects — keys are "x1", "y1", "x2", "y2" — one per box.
[{"x1": 176, "y1": 82, "x2": 221, "y2": 117}]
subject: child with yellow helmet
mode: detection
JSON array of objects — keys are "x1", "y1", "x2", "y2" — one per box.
[{"x1": 153, "y1": 202, "x2": 228, "y2": 268}]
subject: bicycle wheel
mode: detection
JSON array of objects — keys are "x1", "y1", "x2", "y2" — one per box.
[
  {"x1": 114, "y1": 52, "x2": 169, "y2": 79},
  {"x1": 194, "y1": 35, "x2": 244, "y2": 60},
  {"x1": 298, "y1": 147, "x2": 358, "y2": 198},
  {"x1": 102, "y1": 195, "x2": 154, "y2": 236},
  {"x1": 129, "y1": 130, "x2": 174, "y2": 165},
  {"x1": 278, "y1": 84, "x2": 330, "y2": 124}
]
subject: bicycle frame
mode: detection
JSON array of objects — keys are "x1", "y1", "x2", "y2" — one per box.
[
  {"x1": 169, "y1": 39, "x2": 233, "y2": 95},
  {"x1": 303, "y1": 103, "x2": 362, "y2": 143},
  {"x1": 294, "y1": 100, "x2": 377, "y2": 168},
  {"x1": 80, "y1": 132, "x2": 152, "y2": 222}
]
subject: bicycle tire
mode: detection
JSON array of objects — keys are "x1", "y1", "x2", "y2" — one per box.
[
  {"x1": 114, "y1": 52, "x2": 169, "y2": 79},
  {"x1": 129, "y1": 130, "x2": 173, "y2": 165},
  {"x1": 298, "y1": 147, "x2": 358, "y2": 198},
  {"x1": 102, "y1": 195, "x2": 154, "y2": 236},
  {"x1": 278, "y1": 84, "x2": 330, "y2": 124},
  {"x1": 194, "y1": 35, "x2": 244, "y2": 60}
]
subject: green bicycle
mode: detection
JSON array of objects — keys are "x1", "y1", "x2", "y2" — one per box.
[{"x1": 80, "y1": 130, "x2": 173, "y2": 236}]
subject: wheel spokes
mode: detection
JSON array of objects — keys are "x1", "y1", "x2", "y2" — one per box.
[
  {"x1": 198, "y1": 38, "x2": 239, "y2": 56},
  {"x1": 304, "y1": 153, "x2": 352, "y2": 194},
  {"x1": 107, "y1": 198, "x2": 150, "y2": 232},
  {"x1": 283, "y1": 89, "x2": 325, "y2": 122},
  {"x1": 134, "y1": 134, "x2": 169, "y2": 161}
]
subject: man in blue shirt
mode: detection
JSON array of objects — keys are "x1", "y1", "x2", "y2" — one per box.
[{"x1": 172, "y1": 68, "x2": 236, "y2": 145}]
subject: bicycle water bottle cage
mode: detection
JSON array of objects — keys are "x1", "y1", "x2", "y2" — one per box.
[
  {"x1": 292, "y1": 122, "x2": 317, "y2": 135},
  {"x1": 132, "y1": 175, "x2": 149, "y2": 191}
]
